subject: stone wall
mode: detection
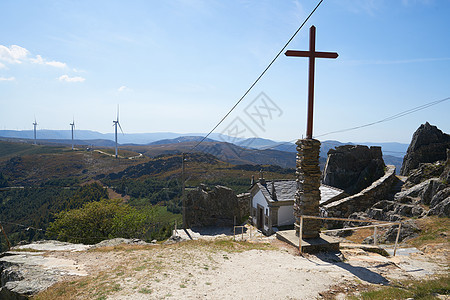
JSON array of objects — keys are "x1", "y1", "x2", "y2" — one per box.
[
  {"x1": 185, "y1": 185, "x2": 248, "y2": 227},
  {"x1": 236, "y1": 192, "x2": 251, "y2": 221},
  {"x1": 324, "y1": 165, "x2": 397, "y2": 218}
]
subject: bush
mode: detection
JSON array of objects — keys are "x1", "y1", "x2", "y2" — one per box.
[
  {"x1": 47, "y1": 199, "x2": 180, "y2": 244},
  {"x1": 47, "y1": 199, "x2": 148, "y2": 244}
]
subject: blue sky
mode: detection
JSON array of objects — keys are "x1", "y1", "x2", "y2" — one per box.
[{"x1": 0, "y1": 0, "x2": 449, "y2": 143}]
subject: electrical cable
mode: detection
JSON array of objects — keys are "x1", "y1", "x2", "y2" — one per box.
[
  {"x1": 189, "y1": 0, "x2": 325, "y2": 153},
  {"x1": 314, "y1": 97, "x2": 449, "y2": 139}
]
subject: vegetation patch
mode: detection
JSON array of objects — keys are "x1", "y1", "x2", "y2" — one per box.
[
  {"x1": 407, "y1": 216, "x2": 449, "y2": 249},
  {"x1": 182, "y1": 238, "x2": 276, "y2": 253},
  {"x1": 349, "y1": 274, "x2": 450, "y2": 300},
  {"x1": 47, "y1": 198, "x2": 180, "y2": 244}
]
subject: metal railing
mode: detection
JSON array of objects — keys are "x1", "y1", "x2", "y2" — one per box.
[{"x1": 295, "y1": 215, "x2": 402, "y2": 256}]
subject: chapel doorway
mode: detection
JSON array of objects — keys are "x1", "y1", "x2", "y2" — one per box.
[{"x1": 257, "y1": 206, "x2": 264, "y2": 230}]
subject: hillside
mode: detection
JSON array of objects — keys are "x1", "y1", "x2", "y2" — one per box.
[
  {"x1": 0, "y1": 141, "x2": 147, "y2": 186},
  {"x1": 0, "y1": 139, "x2": 296, "y2": 252}
]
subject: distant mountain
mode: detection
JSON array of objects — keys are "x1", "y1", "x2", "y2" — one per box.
[
  {"x1": 123, "y1": 141, "x2": 297, "y2": 169},
  {"x1": 236, "y1": 137, "x2": 281, "y2": 149},
  {"x1": 0, "y1": 130, "x2": 190, "y2": 145},
  {"x1": 0, "y1": 129, "x2": 408, "y2": 159},
  {"x1": 357, "y1": 142, "x2": 408, "y2": 158},
  {"x1": 148, "y1": 136, "x2": 217, "y2": 145}
]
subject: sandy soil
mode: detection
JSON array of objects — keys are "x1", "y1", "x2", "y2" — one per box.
[{"x1": 26, "y1": 234, "x2": 447, "y2": 300}]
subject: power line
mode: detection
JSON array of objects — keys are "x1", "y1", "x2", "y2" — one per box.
[
  {"x1": 212, "y1": 96, "x2": 449, "y2": 155},
  {"x1": 314, "y1": 97, "x2": 449, "y2": 139},
  {"x1": 189, "y1": 0, "x2": 325, "y2": 153}
]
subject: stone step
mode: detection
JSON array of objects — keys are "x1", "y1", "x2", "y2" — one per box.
[{"x1": 276, "y1": 230, "x2": 340, "y2": 254}]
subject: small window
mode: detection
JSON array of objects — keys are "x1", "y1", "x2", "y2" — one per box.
[{"x1": 265, "y1": 208, "x2": 268, "y2": 216}]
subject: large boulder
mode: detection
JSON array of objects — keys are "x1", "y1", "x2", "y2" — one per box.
[
  {"x1": 427, "y1": 187, "x2": 450, "y2": 217},
  {"x1": 427, "y1": 198, "x2": 450, "y2": 217},
  {"x1": 440, "y1": 149, "x2": 450, "y2": 183},
  {"x1": 404, "y1": 161, "x2": 445, "y2": 189},
  {"x1": 322, "y1": 145, "x2": 385, "y2": 194},
  {"x1": 400, "y1": 122, "x2": 450, "y2": 176},
  {"x1": 363, "y1": 220, "x2": 420, "y2": 244}
]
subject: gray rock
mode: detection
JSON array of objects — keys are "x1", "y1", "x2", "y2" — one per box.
[
  {"x1": 0, "y1": 254, "x2": 65, "y2": 299},
  {"x1": 395, "y1": 178, "x2": 446, "y2": 205},
  {"x1": 400, "y1": 122, "x2": 450, "y2": 176},
  {"x1": 429, "y1": 187, "x2": 450, "y2": 209},
  {"x1": 365, "y1": 200, "x2": 424, "y2": 221},
  {"x1": 439, "y1": 149, "x2": 450, "y2": 183},
  {"x1": 163, "y1": 235, "x2": 184, "y2": 245},
  {"x1": 323, "y1": 145, "x2": 385, "y2": 195},
  {"x1": 404, "y1": 161, "x2": 445, "y2": 188},
  {"x1": 91, "y1": 238, "x2": 148, "y2": 249},
  {"x1": 427, "y1": 197, "x2": 450, "y2": 217},
  {"x1": 380, "y1": 220, "x2": 420, "y2": 243}
]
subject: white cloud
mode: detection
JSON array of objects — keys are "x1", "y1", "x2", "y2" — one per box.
[
  {"x1": 58, "y1": 74, "x2": 85, "y2": 82},
  {"x1": 0, "y1": 45, "x2": 29, "y2": 64},
  {"x1": 0, "y1": 62, "x2": 5, "y2": 69},
  {"x1": 0, "y1": 76, "x2": 15, "y2": 81},
  {"x1": 30, "y1": 55, "x2": 67, "y2": 68},
  {"x1": 0, "y1": 45, "x2": 67, "y2": 68},
  {"x1": 118, "y1": 85, "x2": 131, "y2": 92}
]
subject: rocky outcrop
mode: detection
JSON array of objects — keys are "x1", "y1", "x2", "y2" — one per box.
[
  {"x1": 323, "y1": 145, "x2": 385, "y2": 195},
  {"x1": 0, "y1": 241, "x2": 90, "y2": 299},
  {"x1": 403, "y1": 161, "x2": 446, "y2": 189},
  {"x1": 366, "y1": 199, "x2": 425, "y2": 221},
  {"x1": 394, "y1": 178, "x2": 449, "y2": 217},
  {"x1": 185, "y1": 185, "x2": 246, "y2": 227},
  {"x1": 400, "y1": 122, "x2": 450, "y2": 176},
  {"x1": 440, "y1": 149, "x2": 450, "y2": 183},
  {"x1": 363, "y1": 220, "x2": 420, "y2": 244},
  {"x1": 0, "y1": 239, "x2": 156, "y2": 299},
  {"x1": 427, "y1": 187, "x2": 450, "y2": 217}
]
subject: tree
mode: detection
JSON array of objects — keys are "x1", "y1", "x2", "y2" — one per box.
[
  {"x1": 0, "y1": 173, "x2": 8, "y2": 188},
  {"x1": 47, "y1": 198, "x2": 150, "y2": 244}
]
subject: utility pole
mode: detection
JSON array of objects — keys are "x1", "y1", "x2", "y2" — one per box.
[{"x1": 181, "y1": 153, "x2": 186, "y2": 229}]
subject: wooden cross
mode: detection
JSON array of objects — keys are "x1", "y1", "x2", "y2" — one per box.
[{"x1": 285, "y1": 25, "x2": 338, "y2": 139}]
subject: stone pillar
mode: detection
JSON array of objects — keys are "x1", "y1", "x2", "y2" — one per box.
[{"x1": 294, "y1": 139, "x2": 321, "y2": 239}]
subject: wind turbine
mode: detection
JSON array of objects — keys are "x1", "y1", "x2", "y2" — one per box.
[
  {"x1": 33, "y1": 118, "x2": 38, "y2": 145},
  {"x1": 70, "y1": 118, "x2": 75, "y2": 150},
  {"x1": 112, "y1": 105, "x2": 123, "y2": 158}
]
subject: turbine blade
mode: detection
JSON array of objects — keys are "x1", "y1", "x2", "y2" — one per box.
[
  {"x1": 117, "y1": 104, "x2": 119, "y2": 121},
  {"x1": 118, "y1": 122, "x2": 124, "y2": 134}
]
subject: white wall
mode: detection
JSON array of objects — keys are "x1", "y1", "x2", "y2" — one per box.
[
  {"x1": 252, "y1": 190, "x2": 268, "y2": 212},
  {"x1": 278, "y1": 205, "x2": 295, "y2": 226}
]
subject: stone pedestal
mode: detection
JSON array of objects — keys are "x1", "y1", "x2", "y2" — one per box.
[{"x1": 294, "y1": 139, "x2": 321, "y2": 239}]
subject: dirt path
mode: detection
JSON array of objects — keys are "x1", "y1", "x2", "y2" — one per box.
[{"x1": 25, "y1": 237, "x2": 447, "y2": 300}]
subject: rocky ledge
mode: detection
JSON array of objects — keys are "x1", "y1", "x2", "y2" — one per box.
[{"x1": 0, "y1": 239, "x2": 151, "y2": 299}]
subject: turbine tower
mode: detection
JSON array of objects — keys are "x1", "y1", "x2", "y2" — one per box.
[
  {"x1": 112, "y1": 105, "x2": 123, "y2": 158},
  {"x1": 33, "y1": 118, "x2": 38, "y2": 145},
  {"x1": 70, "y1": 118, "x2": 75, "y2": 150}
]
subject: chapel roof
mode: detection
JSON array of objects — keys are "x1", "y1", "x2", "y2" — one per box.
[{"x1": 255, "y1": 180, "x2": 345, "y2": 205}]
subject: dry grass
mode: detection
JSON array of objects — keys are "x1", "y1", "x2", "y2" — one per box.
[
  {"x1": 32, "y1": 239, "x2": 279, "y2": 300},
  {"x1": 407, "y1": 216, "x2": 449, "y2": 249}
]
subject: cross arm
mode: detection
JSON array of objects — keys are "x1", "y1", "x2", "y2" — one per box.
[{"x1": 285, "y1": 50, "x2": 338, "y2": 59}]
